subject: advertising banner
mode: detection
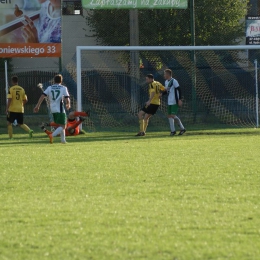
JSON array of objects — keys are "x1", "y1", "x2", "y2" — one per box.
[
  {"x1": 246, "y1": 16, "x2": 260, "y2": 45},
  {"x1": 0, "y1": 0, "x2": 61, "y2": 57},
  {"x1": 82, "y1": 0, "x2": 188, "y2": 9}
]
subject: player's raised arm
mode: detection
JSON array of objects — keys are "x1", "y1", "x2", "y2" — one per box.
[
  {"x1": 34, "y1": 94, "x2": 46, "y2": 113},
  {"x1": 159, "y1": 82, "x2": 167, "y2": 92},
  {"x1": 159, "y1": 82, "x2": 167, "y2": 96},
  {"x1": 64, "y1": 86, "x2": 70, "y2": 110},
  {"x1": 65, "y1": 96, "x2": 70, "y2": 110}
]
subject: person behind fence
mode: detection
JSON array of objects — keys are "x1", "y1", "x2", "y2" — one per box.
[
  {"x1": 6, "y1": 76, "x2": 34, "y2": 139},
  {"x1": 40, "y1": 111, "x2": 89, "y2": 136}
]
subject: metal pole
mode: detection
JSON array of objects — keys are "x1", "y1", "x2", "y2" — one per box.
[
  {"x1": 190, "y1": 0, "x2": 197, "y2": 122},
  {"x1": 255, "y1": 59, "x2": 259, "y2": 128},
  {"x1": 59, "y1": 3, "x2": 63, "y2": 73},
  {"x1": 76, "y1": 47, "x2": 82, "y2": 130},
  {"x1": 59, "y1": 57, "x2": 62, "y2": 72},
  {"x1": 76, "y1": 47, "x2": 82, "y2": 112},
  {"x1": 129, "y1": 9, "x2": 140, "y2": 113},
  {"x1": 4, "y1": 60, "x2": 8, "y2": 103},
  {"x1": 190, "y1": 0, "x2": 195, "y2": 52},
  {"x1": 248, "y1": 0, "x2": 258, "y2": 61},
  {"x1": 249, "y1": 0, "x2": 258, "y2": 16}
]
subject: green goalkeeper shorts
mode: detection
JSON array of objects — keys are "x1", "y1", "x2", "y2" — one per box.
[
  {"x1": 53, "y1": 113, "x2": 67, "y2": 125},
  {"x1": 168, "y1": 104, "x2": 179, "y2": 115}
]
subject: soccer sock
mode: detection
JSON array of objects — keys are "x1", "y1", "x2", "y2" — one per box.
[
  {"x1": 144, "y1": 119, "x2": 149, "y2": 133},
  {"x1": 74, "y1": 111, "x2": 88, "y2": 117},
  {"x1": 52, "y1": 126, "x2": 63, "y2": 137},
  {"x1": 20, "y1": 124, "x2": 30, "y2": 132},
  {"x1": 60, "y1": 129, "x2": 66, "y2": 143},
  {"x1": 168, "y1": 118, "x2": 175, "y2": 132},
  {"x1": 7, "y1": 125, "x2": 13, "y2": 138},
  {"x1": 174, "y1": 116, "x2": 185, "y2": 130},
  {"x1": 42, "y1": 128, "x2": 52, "y2": 135},
  {"x1": 49, "y1": 122, "x2": 60, "y2": 127},
  {"x1": 139, "y1": 119, "x2": 144, "y2": 132}
]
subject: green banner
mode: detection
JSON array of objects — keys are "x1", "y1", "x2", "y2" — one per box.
[{"x1": 82, "y1": 0, "x2": 188, "y2": 9}]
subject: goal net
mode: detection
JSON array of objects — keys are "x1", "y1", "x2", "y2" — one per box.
[{"x1": 69, "y1": 46, "x2": 259, "y2": 131}]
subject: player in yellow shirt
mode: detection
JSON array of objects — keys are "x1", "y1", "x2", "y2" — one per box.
[
  {"x1": 136, "y1": 74, "x2": 166, "y2": 136},
  {"x1": 6, "y1": 76, "x2": 33, "y2": 139}
]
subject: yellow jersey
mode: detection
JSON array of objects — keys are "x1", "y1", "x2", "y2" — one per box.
[
  {"x1": 149, "y1": 81, "x2": 165, "y2": 105},
  {"x1": 7, "y1": 85, "x2": 27, "y2": 113}
]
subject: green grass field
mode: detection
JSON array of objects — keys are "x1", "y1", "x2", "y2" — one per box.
[{"x1": 1, "y1": 128, "x2": 260, "y2": 260}]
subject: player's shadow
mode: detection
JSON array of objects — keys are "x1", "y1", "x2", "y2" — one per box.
[
  {"x1": 0, "y1": 129, "x2": 259, "y2": 146},
  {"x1": 65, "y1": 129, "x2": 260, "y2": 143}
]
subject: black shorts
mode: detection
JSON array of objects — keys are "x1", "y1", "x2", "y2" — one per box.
[
  {"x1": 141, "y1": 104, "x2": 159, "y2": 115},
  {"x1": 7, "y1": 112, "x2": 24, "y2": 125}
]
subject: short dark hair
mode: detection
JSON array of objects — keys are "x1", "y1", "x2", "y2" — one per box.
[
  {"x1": 164, "y1": 69, "x2": 172, "y2": 76},
  {"x1": 54, "y1": 74, "x2": 63, "y2": 84},
  {"x1": 146, "y1": 74, "x2": 154, "y2": 79},
  {"x1": 11, "y1": 76, "x2": 18, "y2": 84}
]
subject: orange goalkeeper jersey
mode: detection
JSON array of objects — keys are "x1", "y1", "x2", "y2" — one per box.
[{"x1": 65, "y1": 119, "x2": 80, "y2": 136}]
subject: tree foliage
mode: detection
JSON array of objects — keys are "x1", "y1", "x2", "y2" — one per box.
[{"x1": 86, "y1": 0, "x2": 248, "y2": 46}]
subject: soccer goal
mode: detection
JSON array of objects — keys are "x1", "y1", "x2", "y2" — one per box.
[{"x1": 75, "y1": 45, "x2": 259, "y2": 130}]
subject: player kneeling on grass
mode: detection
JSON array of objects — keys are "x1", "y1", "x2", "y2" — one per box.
[
  {"x1": 6, "y1": 76, "x2": 34, "y2": 139},
  {"x1": 34, "y1": 74, "x2": 70, "y2": 144},
  {"x1": 40, "y1": 111, "x2": 89, "y2": 136},
  {"x1": 164, "y1": 69, "x2": 186, "y2": 136},
  {"x1": 136, "y1": 74, "x2": 166, "y2": 136}
]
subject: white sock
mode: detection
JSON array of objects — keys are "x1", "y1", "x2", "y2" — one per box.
[
  {"x1": 168, "y1": 118, "x2": 175, "y2": 132},
  {"x1": 174, "y1": 116, "x2": 184, "y2": 130},
  {"x1": 52, "y1": 126, "x2": 63, "y2": 137},
  {"x1": 60, "y1": 129, "x2": 66, "y2": 143}
]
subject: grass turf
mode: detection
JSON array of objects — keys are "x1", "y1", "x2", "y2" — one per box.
[{"x1": 0, "y1": 128, "x2": 260, "y2": 259}]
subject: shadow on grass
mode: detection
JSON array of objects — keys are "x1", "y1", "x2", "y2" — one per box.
[
  {"x1": 0, "y1": 128, "x2": 259, "y2": 146},
  {"x1": 69, "y1": 129, "x2": 260, "y2": 143}
]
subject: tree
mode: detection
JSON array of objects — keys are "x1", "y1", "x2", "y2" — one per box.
[{"x1": 86, "y1": 0, "x2": 248, "y2": 46}]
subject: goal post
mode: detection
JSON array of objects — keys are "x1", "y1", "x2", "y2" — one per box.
[{"x1": 76, "y1": 45, "x2": 260, "y2": 130}]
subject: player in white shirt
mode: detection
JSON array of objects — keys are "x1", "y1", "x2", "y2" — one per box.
[
  {"x1": 34, "y1": 74, "x2": 70, "y2": 143},
  {"x1": 164, "y1": 69, "x2": 186, "y2": 136}
]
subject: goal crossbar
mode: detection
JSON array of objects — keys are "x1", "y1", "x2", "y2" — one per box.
[{"x1": 76, "y1": 45, "x2": 260, "y2": 52}]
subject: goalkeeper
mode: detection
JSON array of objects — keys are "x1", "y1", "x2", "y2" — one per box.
[{"x1": 41, "y1": 111, "x2": 89, "y2": 136}]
